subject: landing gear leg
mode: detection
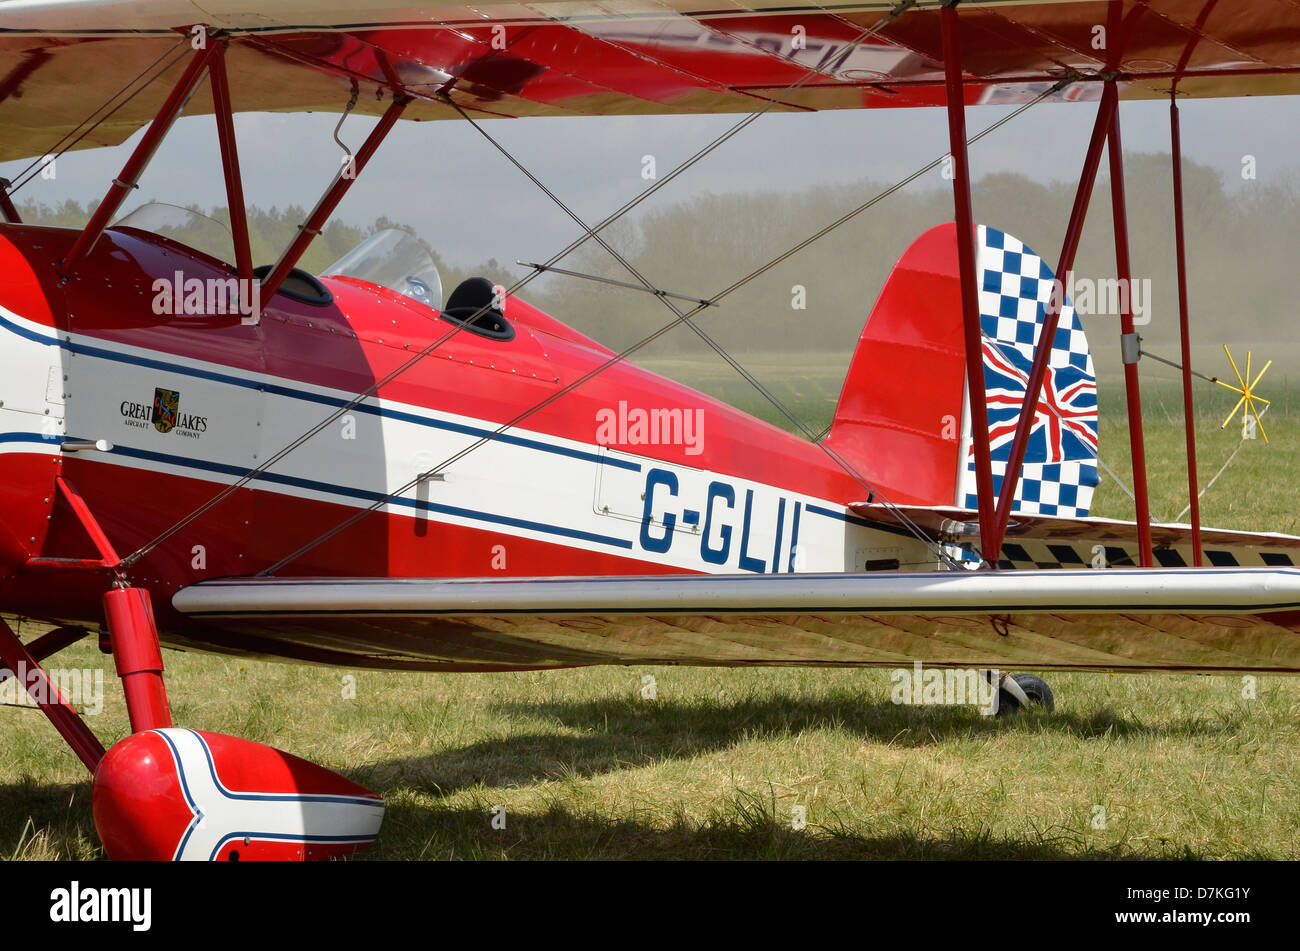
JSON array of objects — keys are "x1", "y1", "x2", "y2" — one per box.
[
  {"x1": 13, "y1": 505, "x2": 382, "y2": 857},
  {"x1": 102, "y1": 586, "x2": 172, "y2": 732},
  {"x1": 92, "y1": 586, "x2": 384, "y2": 860}
]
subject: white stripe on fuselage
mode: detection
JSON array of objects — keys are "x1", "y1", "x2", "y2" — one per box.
[
  {"x1": 154, "y1": 729, "x2": 383, "y2": 860},
  {"x1": 0, "y1": 305, "x2": 920, "y2": 573}
]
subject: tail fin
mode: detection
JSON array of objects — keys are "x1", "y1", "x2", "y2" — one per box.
[{"x1": 824, "y1": 223, "x2": 1099, "y2": 516}]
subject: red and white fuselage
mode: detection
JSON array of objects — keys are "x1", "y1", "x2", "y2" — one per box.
[{"x1": 0, "y1": 222, "x2": 921, "y2": 666}]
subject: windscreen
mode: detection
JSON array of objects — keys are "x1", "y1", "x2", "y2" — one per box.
[
  {"x1": 321, "y1": 229, "x2": 442, "y2": 310},
  {"x1": 112, "y1": 202, "x2": 235, "y2": 265}
]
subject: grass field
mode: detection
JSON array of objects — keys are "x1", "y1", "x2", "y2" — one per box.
[{"x1": 3, "y1": 356, "x2": 1299, "y2": 861}]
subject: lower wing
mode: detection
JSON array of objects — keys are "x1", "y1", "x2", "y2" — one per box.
[{"x1": 171, "y1": 568, "x2": 1300, "y2": 674}]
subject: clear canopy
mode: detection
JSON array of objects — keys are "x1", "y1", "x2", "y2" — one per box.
[
  {"x1": 109, "y1": 211, "x2": 444, "y2": 310},
  {"x1": 112, "y1": 202, "x2": 235, "y2": 265},
  {"x1": 322, "y1": 229, "x2": 442, "y2": 310}
]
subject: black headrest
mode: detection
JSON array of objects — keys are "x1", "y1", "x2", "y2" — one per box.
[
  {"x1": 444, "y1": 277, "x2": 501, "y2": 315},
  {"x1": 441, "y1": 276, "x2": 514, "y2": 341}
]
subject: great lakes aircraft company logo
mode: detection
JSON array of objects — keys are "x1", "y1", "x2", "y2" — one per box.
[
  {"x1": 119, "y1": 387, "x2": 208, "y2": 438},
  {"x1": 152, "y1": 387, "x2": 179, "y2": 433}
]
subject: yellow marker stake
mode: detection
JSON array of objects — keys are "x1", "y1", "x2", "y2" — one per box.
[{"x1": 1215, "y1": 345, "x2": 1272, "y2": 444}]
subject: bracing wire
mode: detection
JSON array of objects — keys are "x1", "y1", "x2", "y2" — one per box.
[
  {"x1": 259, "y1": 82, "x2": 1070, "y2": 575},
  {"x1": 4, "y1": 35, "x2": 195, "y2": 198},
  {"x1": 119, "y1": 0, "x2": 921, "y2": 566}
]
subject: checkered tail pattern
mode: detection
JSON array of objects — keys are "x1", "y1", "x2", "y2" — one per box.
[{"x1": 956, "y1": 225, "x2": 1099, "y2": 517}]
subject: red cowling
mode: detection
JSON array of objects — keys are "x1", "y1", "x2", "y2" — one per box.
[{"x1": 92, "y1": 728, "x2": 384, "y2": 861}]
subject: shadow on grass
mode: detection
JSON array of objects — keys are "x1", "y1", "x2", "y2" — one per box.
[
  {"x1": 0, "y1": 778, "x2": 99, "y2": 861},
  {"x1": 0, "y1": 694, "x2": 1246, "y2": 862},
  {"x1": 359, "y1": 692, "x2": 1239, "y2": 800},
  {"x1": 371, "y1": 797, "x2": 1229, "y2": 861},
  {"x1": 0, "y1": 778, "x2": 1233, "y2": 861}
]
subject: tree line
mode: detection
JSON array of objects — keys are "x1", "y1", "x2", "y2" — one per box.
[{"x1": 16, "y1": 154, "x2": 1297, "y2": 382}]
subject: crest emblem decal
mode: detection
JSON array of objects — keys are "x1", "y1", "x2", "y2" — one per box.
[{"x1": 153, "y1": 387, "x2": 179, "y2": 434}]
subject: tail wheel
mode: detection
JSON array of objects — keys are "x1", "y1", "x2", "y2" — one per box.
[{"x1": 997, "y1": 672, "x2": 1055, "y2": 715}]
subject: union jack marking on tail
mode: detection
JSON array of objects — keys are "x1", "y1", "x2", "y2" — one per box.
[
  {"x1": 959, "y1": 226, "x2": 1099, "y2": 519},
  {"x1": 980, "y1": 338, "x2": 1099, "y2": 461}
]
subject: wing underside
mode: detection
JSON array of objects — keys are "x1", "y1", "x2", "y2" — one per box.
[
  {"x1": 4, "y1": 0, "x2": 1300, "y2": 160},
  {"x1": 170, "y1": 568, "x2": 1300, "y2": 674}
]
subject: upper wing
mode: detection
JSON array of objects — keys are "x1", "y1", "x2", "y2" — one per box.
[
  {"x1": 170, "y1": 567, "x2": 1300, "y2": 674},
  {"x1": 4, "y1": 0, "x2": 1300, "y2": 160}
]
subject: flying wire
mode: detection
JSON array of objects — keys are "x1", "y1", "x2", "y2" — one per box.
[
  {"x1": 258, "y1": 81, "x2": 1068, "y2": 575},
  {"x1": 3, "y1": 34, "x2": 195, "y2": 198},
  {"x1": 122, "y1": 0, "x2": 1058, "y2": 572},
  {"x1": 117, "y1": 0, "x2": 920, "y2": 566},
  {"x1": 443, "y1": 96, "x2": 966, "y2": 569}
]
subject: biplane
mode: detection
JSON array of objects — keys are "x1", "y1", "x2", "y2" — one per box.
[{"x1": 2, "y1": 0, "x2": 1300, "y2": 860}]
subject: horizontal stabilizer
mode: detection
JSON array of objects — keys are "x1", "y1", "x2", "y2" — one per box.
[{"x1": 850, "y1": 503, "x2": 1300, "y2": 569}]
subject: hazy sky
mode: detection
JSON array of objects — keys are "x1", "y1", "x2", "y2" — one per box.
[{"x1": 3, "y1": 94, "x2": 1296, "y2": 269}]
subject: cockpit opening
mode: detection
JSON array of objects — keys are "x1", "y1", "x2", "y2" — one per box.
[{"x1": 324, "y1": 230, "x2": 515, "y2": 341}]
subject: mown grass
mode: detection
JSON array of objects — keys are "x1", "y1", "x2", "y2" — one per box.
[{"x1": 3, "y1": 358, "x2": 1298, "y2": 860}]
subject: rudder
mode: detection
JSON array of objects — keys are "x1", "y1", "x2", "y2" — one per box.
[{"x1": 824, "y1": 223, "x2": 1099, "y2": 515}]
